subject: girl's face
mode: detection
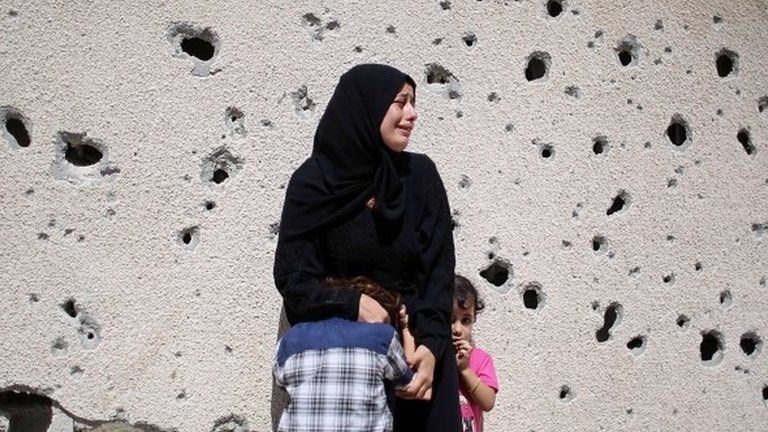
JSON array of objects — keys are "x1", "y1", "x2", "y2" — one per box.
[
  {"x1": 451, "y1": 299, "x2": 475, "y2": 342},
  {"x1": 380, "y1": 83, "x2": 417, "y2": 153}
]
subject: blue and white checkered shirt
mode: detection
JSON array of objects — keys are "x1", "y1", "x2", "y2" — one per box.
[{"x1": 275, "y1": 318, "x2": 413, "y2": 432}]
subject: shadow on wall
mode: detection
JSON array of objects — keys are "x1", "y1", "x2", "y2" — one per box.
[{"x1": 270, "y1": 307, "x2": 291, "y2": 432}]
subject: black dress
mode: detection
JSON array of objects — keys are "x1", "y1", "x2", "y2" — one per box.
[{"x1": 274, "y1": 152, "x2": 461, "y2": 432}]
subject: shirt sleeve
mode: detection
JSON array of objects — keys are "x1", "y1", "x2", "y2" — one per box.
[
  {"x1": 472, "y1": 348, "x2": 499, "y2": 392},
  {"x1": 383, "y1": 332, "x2": 414, "y2": 387},
  {"x1": 409, "y1": 155, "x2": 456, "y2": 360},
  {"x1": 273, "y1": 174, "x2": 360, "y2": 324}
]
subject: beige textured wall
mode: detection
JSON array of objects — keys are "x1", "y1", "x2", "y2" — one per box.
[{"x1": 1, "y1": 0, "x2": 767, "y2": 430}]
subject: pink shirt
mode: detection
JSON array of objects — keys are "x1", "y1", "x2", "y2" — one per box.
[{"x1": 458, "y1": 347, "x2": 498, "y2": 432}]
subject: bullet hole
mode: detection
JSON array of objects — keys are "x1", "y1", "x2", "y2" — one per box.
[
  {"x1": 204, "y1": 201, "x2": 216, "y2": 211},
  {"x1": 564, "y1": 85, "x2": 581, "y2": 98},
  {"x1": 695, "y1": 261, "x2": 703, "y2": 272},
  {"x1": 462, "y1": 32, "x2": 477, "y2": 47},
  {"x1": 212, "y1": 415, "x2": 250, "y2": 432},
  {"x1": 654, "y1": 19, "x2": 663, "y2": 30},
  {"x1": 558, "y1": 385, "x2": 574, "y2": 402},
  {"x1": 676, "y1": 314, "x2": 690, "y2": 330},
  {"x1": 440, "y1": 0, "x2": 451, "y2": 10},
  {"x1": 545, "y1": 0, "x2": 564, "y2": 17},
  {"x1": 353, "y1": 46, "x2": 363, "y2": 53},
  {"x1": 38, "y1": 233, "x2": 49, "y2": 240},
  {"x1": 29, "y1": 293, "x2": 39, "y2": 303},
  {"x1": 525, "y1": 51, "x2": 551, "y2": 82},
  {"x1": 763, "y1": 386, "x2": 768, "y2": 402},
  {"x1": 458, "y1": 175, "x2": 472, "y2": 189},
  {"x1": 181, "y1": 37, "x2": 214, "y2": 61},
  {"x1": 719, "y1": 290, "x2": 732, "y2": 309},
  {"x1": 425, "y1": 63, "x2": 462, "y2": 101},
  {"x1": 51, "y1": 338, "x2": 68, "y2": 357},
  {"x1": 3, "y1": 111, "x2": 31, "y2": 148},
  {"x1": 662, "y1": 273, "x2": 675, "y2": 285},
  {"x1": 667, "y1": 178, "x2": 678, "y2": 188},
  {"x1": 644, "y1": 141, "x2": 651, "y2": 149},
  {"x1": 713, "y1": 15, "x2": 722, "y2": 24},
  {"x1": 167, "y1": 23, "x2": 219, "y2": 76},
  {"x1": 753, "y1": 223, "x2": 766, "y2": 238},
  {"x1": 572, "y1": 202, "x2": 582, "y2": 219},
  {"x1": 212, "y1": 169, "x2": 229, "y2": 184},
  {"x1": 522, "y1": 283, "x2": 544, "y2": 310},
  {"x1": 628, "y1": 266, "x2": 640, "y2": 277},
  {"x1": 740, "y1": 332, "x2": 762, "y2": 357},
  {"x1": 627, "y1": 335, "x2": 646, "y2": 355},
  {"x1": 592, "y1": 135, "x2": 608, "y2": 155},
  {"x1": 591, "y1": 301, "x2": 599, "y2": 311},
  {"x1": 595, "y1": 303, "x2": 622, "y2": 343},
  {"x1": 202, "y1": 147, "x2": 242, "y2": 186},
  {"x1": 715, "y1": 49, "x2": 738, "y2": 78},
  {"x1": 179, "y1": 226, "x2": 200, "y2": 250},
  {"x1": 70, "y1": 366, "x2": 83, "y2": 379},
  {"x1": 737, "y1": 128, "x2": 755, "y2": 156},
  {"x1": 664, "y1": 47, "x2": 672, "y2": 53},
  {"x1": 386, "y1": 25, "x2": 396, "y2": 34},
  {"x1": 532, "y1": 139, "x2": 555, "y2": 160},
  {"x1": 225, "y1": 106, "x2": 246, "y2": 136},
  {"x1": 455, "y1": 110, "x2": 463, "y2": 117},
  {"x1": 487, "y1": 92, "x2": 500, "y2": 103},
  {"x1": 615, "y1": 36, "x2": 641, "y2": 67},
  {"x1": 480, "y1": 259, "x2": 511, "y2": 288},
  {"x1": 758, "y1": 97, "x2": 768, "y2": 114},
  {"x1": 606, "y1": 190, "x2": 630, "y2": 216},
  {"x1": 450, "y1": 210, "x2": 461, "y2": 233},
  {"x1": 666, "y1": 234, "x2": 676, "y2": 243},
  {"x1": 290, "y1": 85, "x2": 316, "y2": 118},
  {"x1": 591, "y1": 235, "x2": 606, "y2": 253},
  {"x1": 561, "y1": 240, "x2": 572, "y2": 250},
  {"x1": 505, "y1": 123, "x2": 515, "y2": 132},
  {"x1": 62, "y1": 299, "x2": 78, "y2": 318},
  {"x1": 432, "y1": 37, "x2": 443, "y2": 45},
  {"x1": 301, "y1": 12, "x2": 340, "y2": 41},
  {"x1": 700, "y1": 330, "x2": 724, "y2": 365},
  {"x1": 176, "y1": 390, "x2": 187, "y2": 401},
  {"x1": 225, "y1": 345, "x2": 233, "y2": 354},
  {"x1": 64, "y1": 137, "x2": 103, "y2": 167}
]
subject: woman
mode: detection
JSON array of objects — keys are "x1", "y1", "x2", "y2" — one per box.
[{"x1": 274, "y1": 63, "x2": 460, "y2": 431}]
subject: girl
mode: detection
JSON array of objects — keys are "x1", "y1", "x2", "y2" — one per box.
[{"x1": 453, "y1": 275, "x2": 498, "y2": 432}]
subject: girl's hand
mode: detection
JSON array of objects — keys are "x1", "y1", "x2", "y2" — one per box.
[
  {"x1": 396, "y1": 345, "x2": 435, "y2": 401},
  {"x1": 358, "y1": 294, "x2": 389, "y2": 323},
  {"x1": 454, "y1": 339, "x2": 472, "y2": 371}
]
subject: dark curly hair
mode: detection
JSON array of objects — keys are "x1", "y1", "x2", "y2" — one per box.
[
  {"x1": 323, "y1": 276, "x2": 402, "y2": 325},
  {"x1": 454, "y1": 274, "x2": 485, "y2": 316}
]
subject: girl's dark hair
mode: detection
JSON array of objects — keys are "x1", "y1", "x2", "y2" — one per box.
[
  {"x1": 324, "y1": 276, "x2": 402, "y2": 325},
  {"x1": 454, "y1": 274, "x2": 485, "y2": 316}
]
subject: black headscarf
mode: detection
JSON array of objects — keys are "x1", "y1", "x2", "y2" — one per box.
[{"x1": 279, "y1": 64, "x2": 416, "y2": 241}]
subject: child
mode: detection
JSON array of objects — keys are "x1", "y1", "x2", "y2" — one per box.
[
  {"x1": 453, "y1": 275, "x2": 498, "y2": 432},
  {"x1": 274, "y1": 276, "x2": 414, "y2": 432}
]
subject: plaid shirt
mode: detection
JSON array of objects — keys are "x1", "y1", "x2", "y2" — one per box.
[{"x1": 275, "y1": 318, "x2": 413, "y2": 432}]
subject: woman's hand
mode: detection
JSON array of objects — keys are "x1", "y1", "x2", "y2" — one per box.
[
  {"x1": 396, "y1": 345, "x2": 435, "y2": 401},
  {"x1": 454, "y1": 339, "x2": 472, "y2": 371},
  {"x1": 358, "y1": 293, "x2": 389, "y2": 323}
]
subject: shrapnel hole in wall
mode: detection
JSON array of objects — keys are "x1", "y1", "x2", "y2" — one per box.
[
  {"x1": 62, "y1": 299, "x2": 78, "y2": 318},
  {"x1": 606, "y1": 190, "x2": 629, "y2": 215},
  {"x1": 462, "y1": 32, "x2": 477, "y2": 47},
  {"x1": 592, "y1": 135, "x2": 608, "y2": 155},
  {"x1": 525, "y1": 51, "x2": 551, "y2": 82},
  {"x1": 715, "y1": 49, "x2": 739, "y2": 78},
  {"x1": 737, "y1": 128, "x2": 755, "y2": 156},
  {"x1": 719, "y1": 290, "x2": 732, "y2": 308},
  {"x1": 181, "y1": 37, "x2": 215, "y2": 61},
  {"x1": 5, "y1": 115, "x2": 30, "y2": 147},
  {"x1": 700, "y1": 330, "x2": 724, "y2": 364},
  {"x1": 740, "y1": 332, "x2": 762, "y2": 357},
  {"x1": 522, "y1": 283, "x2": 544, "y2": 310},
  {"x1": 676, "y1": 314, "x2": 690, "y2": 330},
  {"x1": 480, "y1": 259, "x2": 511, "y2": 287},
  {"x1": 595, "y1": 303, "x2": 622, "y2": 343},
  {"x1": 592, "y1": 235, "x2": 606, "y2": 252},
  {"x1": 62, "y1": 134, "x2": 103, "y2": 166},
  {"x1": 546, "y1": 0, "x2": 564, "y2": 17}
]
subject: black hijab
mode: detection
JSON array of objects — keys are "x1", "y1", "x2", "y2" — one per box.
[{"x1": 279, "y1": 64, "x2": 416, "y2": 241}]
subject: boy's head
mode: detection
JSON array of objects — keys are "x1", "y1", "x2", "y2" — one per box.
[
  {"x1": 324, "y1": 276, "x2": 402, "y2": 325},
  {"x1": 452, "y1": 274, "x2": 485, "y2": 342}
]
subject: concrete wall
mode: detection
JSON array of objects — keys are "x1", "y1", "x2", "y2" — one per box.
[{"x1": 1, "y1": 0, "x2": 767, "y2": 430}]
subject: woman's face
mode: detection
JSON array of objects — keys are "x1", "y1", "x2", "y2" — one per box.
[{"x1": 379, "y1": 83, "x2": 417, "y2": 153}]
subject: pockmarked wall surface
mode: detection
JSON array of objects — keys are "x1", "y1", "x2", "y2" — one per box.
[{"x1": 1, "y1": 0, "x2": 767, "y2": 430}]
